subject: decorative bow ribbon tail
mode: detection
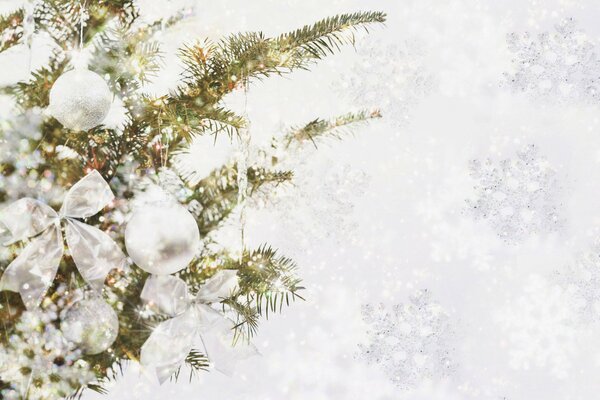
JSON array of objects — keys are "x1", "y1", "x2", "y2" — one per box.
[
  {"x1": 140, "y1": 271, "x2": 257, "y2": 384},
  {"x1": 0, "y1": 170, "x2": 126, "y2": 308}
]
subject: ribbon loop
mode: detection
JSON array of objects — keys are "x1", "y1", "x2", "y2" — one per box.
[
  {"x1": 141, "y1": 275, "x2": 191, "y2": 317},
  {"x1": 0, "y1": 227, "x2": 63, "y2": 309},
  {"x1": 60, "y1": 169, "x2": 114, "y2": 218},
  {"x1": 0, "y1": 170, "x2": 125, "y2": 309},
  {"x1": 140, "y1": 270, "x2": 257, "y2": 383},
  {"x1": 0, "y1": 198, "x2": 58, "y2": 245},
  {"x1": 64, "y1": 219, "x2": 126, "y2": 291},
  {"x1": 195, "y1": 269, "x2": 239, "y2": 303}
]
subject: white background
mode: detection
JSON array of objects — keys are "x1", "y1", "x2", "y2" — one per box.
[{"x1": 3, "y1": 0, "x2": 600, "y2": 399}]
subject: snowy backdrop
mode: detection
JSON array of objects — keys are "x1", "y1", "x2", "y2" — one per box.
[{"x1": 3, "y1": 0, "x2": 600, "y2": 398}]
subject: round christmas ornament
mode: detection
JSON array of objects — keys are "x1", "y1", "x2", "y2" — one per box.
[
  {"x1": 61, "y1": 296, "x2": 119, "y2": 355},
  {"x1": 125, "y1": 201, "x2": 200, "y2": 275},
  {"x1": 48, "y1": 67, "x2": 112, "y2": 131}
]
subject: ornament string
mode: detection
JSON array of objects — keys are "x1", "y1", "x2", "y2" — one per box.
[
  {"x1": 237, "y1": 79, "x2": 251, "y2": 256},
  {"x1": 24, "y1": 0, "x2": 35, "y2": 75},
  {"x1": 79, "y1": 0, "x2": 88, "y2": 51},
  {"x1": 158, "y1": 6, "x2": 168, "y2": 171}
]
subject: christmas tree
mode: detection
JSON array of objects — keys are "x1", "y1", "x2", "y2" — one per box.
[{"x1": 0, "y1": 1, "x2": 384, "y2": 398}]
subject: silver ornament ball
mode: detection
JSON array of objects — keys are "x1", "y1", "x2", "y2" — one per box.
[
  {"x1": 125, "y1": 202, "x2": 201, "y2": 275},
  {"x1": 61, "y1": 297, "x2": 119, "y2": 355},
  {"x1": 49, "y1": 68, "x2": 112, "y2": 131}
]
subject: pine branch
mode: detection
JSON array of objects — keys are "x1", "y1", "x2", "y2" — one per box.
[
  {"x1": 0, "y1": 9, "x2": 24, "y2": 54},
  {"x1": 184, "y1": 349, "x2": 210, "y2": 381},
  {"x1": 282, "y1": 109, "x2": 382, "y2": 149},
  {"x1": 182, "y1": 245, "x2": 303, "y2": 339},
  {"x1": 185, "y1": 165, "x2": 292, "y2": 236},
  {"x1": 221, "y1": 296, "x2": 260, "y2": 340},
  {"x1": 34, "y1": 0, "x2": 138, "y2": 47},
  {"x1": 235, "y1": 245, "x2": 304, "y2": 318},
  {"x1": 177, "y1": 11, "x2": 386, "y2": 106},
  {"x1": 170, "y1": 349, "x2": 210, "y2": 383},
  {"x1": 7, "y1": 51, "x2": 68, "y2": 108},
  {"x1": 92, "y1": 24, "x2": 163, "y2": 90},
  {"x1": 275, "y1": 11, "x2": 387, "y2": 58},
  {"x1": 148, "y1": 99, "x2": 247, "y2": 142}
]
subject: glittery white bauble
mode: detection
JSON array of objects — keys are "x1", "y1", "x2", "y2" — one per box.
[
  {"x1": 61, "y1": 297, "x2": 119, "y2": 355},
  {"x1": 125, "y1": 202, "x2": 200, "y2": 275},
  {"x1": 49, "y1": 68, "x2": 112, "y2": 131}
]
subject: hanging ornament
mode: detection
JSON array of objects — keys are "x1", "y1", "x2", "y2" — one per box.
[
  {"x1": 125, "y1": 201, "x2": 200, "y2": 275},
  {"x1": 61, "y1": 295, "x2": 119, "y2": 355},
  {"x1": 48, "y1": 66, "x2": 113, "y2": 131}
]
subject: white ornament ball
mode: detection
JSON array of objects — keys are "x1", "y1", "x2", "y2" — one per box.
[
  {"x1": 125, "y1": 202, "x2": 200, "y2": 275},
  {"x1": 61, "y1": 297, "x2": 119, "y2": 355},
  {"x1": 49, "y1": 68, "x2": 112, "y2": 131}
]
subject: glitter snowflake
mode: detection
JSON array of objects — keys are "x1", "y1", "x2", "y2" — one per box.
[
  {"x1": 249, "y1": 136, "x2": 369, "y2": 249},
  {"x1": 337, "y1": 40, "x2": 435, "y2": 127},
  {"x1": 495, "y1": 275, "x2": 583, "y2": 379},
  {"x1": 555, "y1": 242, "x2": 600, "y2": 323},
  {"x1": 358, "y1": 290, "x2": 455, "y2": 389},
  {"x1": 504, "y1": 18, "x2": 600, "y2": 103},
  {"x1": 466, "y1": 144, "x2": 561, "y2": 243},
  {"x1": 262, "y1": 151, "x2": 369, "y2": 250}
]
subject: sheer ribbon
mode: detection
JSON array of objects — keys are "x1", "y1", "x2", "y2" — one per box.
[
  {"x1": 0, "y1": 170, "x2": 125, "y2": 308},
  {"x1": 140, "y1": 270, "x2": 257, "y2": 383}
]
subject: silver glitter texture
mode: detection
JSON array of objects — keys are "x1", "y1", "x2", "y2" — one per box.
[
  {"x1": 504, "y1": 18, "x2": 600, "y2": 103},
  {"x1": 337, "y1": 40, "x2": 435, "y2": 126},
  {"x1": 358, "y1": 290, "x2": 455, "y2": 389},
  {"x1": 466, "y1": 145, "x2": 561, "y2": 242},
  {"x1": 49, "y1": 68, "x2": 112, "y2": 131}
]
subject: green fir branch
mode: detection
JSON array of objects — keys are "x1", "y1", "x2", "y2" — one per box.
[
  {"x1": 176, "y1": 11, "x2": 386, "y2": 106},
  {"x1": 185, "y1": 164, "x2": 292, "y2": 236},
  {"x1": 183, "y1": 245, "x2": 304, "y2": 339},
  {"x1": 275, "y1": 11, "x2": 387, "y2": 58},
  {"x1": 170, "y1": 349, "x2": 210, "y2": 383},
  {"x1": 8, "y1": 51, "x2": 68, "y2": 109},
  {"x1": 235, "y1": 245, "x2": 304, "y2": 319},
  {"x1": 282, "y1": 109, "x2": 382, "y2": 149},
  {"x1": 0, "y1": 9, "x2": 24, "y2": 54},
  {"x1": 221, "y1": 296, "x2": 260, "y2": 341}
]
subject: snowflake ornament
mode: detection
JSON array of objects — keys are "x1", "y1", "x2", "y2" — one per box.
[
  {"x1": 555, "y1": 242, "x2": 600, "y2": 323},
  {"x1": 358, "y1": 290, "x2": 455, "y2": 389},
  {"x1": 337, "y1": 40, "x2": 435, "y2": 127},
  {"x1": 495, "y1": 275, "x2": 583, "y2": 379},
  {"x1": 257, "y1": 148, "x2": 368, "y2": 250},
  {"x1": 504, "y1": 18, "x2": 600, "y2": 103},
  {"x1": 466, "y1": 144, "x2": 561, "y2": 243}
]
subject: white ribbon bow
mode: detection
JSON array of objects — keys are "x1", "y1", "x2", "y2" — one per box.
[
  {"x1": 140, "y1": 270, "x2": 257, "y2": 384},
  {"x1": 0, "y1": 170, "x2": 126, "y2": 309}
]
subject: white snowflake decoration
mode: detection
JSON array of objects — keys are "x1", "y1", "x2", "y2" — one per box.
[
  {"x1": 337, "y1": 40, "x2": 435, "y2": 127},
  {"x1": 504, "y1": 18, "x2": 600, "y2": 103},
  {"x1": 466, "y1": 144, "x2": 561, "y2": 243},
  {"x1": 358, "y1": 290, "x2": 455, "y2": 389},
  {"x1": 555, "y1": 242, "x2": 600, "y2": 322},
  {"x1": 495, "y1": 275, "x2": 583, "y2": 379},
  {"x1": 257, "y1": 148, "x2": 368, "y2": 250}
]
